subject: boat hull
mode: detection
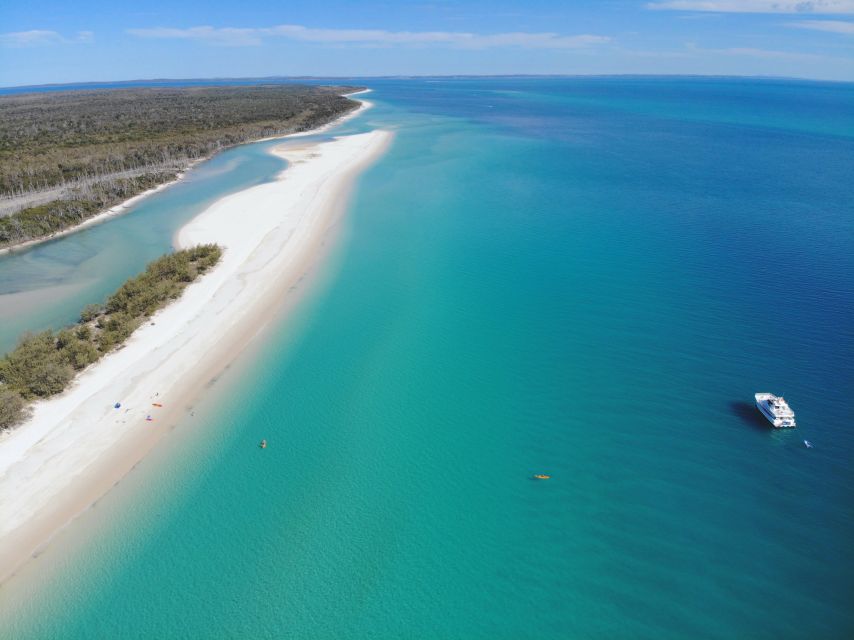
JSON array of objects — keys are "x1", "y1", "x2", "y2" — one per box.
[{"x1": 755, "y1": 394, "x2": 796, "y2": 428}]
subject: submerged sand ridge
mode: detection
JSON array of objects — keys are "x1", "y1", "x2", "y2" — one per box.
[{"x1": 0, "y1": 126, "x2": 393, "y2": 582}]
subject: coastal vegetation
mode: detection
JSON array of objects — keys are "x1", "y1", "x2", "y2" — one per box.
[
  {"x1": 0, "y1": 85, "x2": 361, "y2": 249},
  {"x1": 0, "y1": 244, "x2": 222, "y2": 430}
]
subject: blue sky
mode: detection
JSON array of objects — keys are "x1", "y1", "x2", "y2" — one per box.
[{"x1": 1, "y1": 0, "x2": 852, "y2": 86}]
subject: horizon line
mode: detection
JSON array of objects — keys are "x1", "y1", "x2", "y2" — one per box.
[{"x1": 2, "y1": 72, "x2": 852, "y2": 92}]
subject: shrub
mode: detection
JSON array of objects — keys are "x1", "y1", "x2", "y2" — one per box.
[
  {"x1": 61, "y1": 337, "x2": 101, "y2": 370},
  {"x1": 0, "y1": 331, "x2": 73, "y2": 399},
  {"x1": 80, "y1": 304, "x2": 102, "y2": 323},
  {"x1": 0, "y1": 387, "x2": 29, "y2": 431}
]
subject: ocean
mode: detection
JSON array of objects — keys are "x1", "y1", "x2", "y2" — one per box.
[{"x1": 1, "y1": 77, "x2": 852, "y2": 638}]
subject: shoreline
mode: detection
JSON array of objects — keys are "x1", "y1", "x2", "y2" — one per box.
[
  {"x1": 248, "y1": 89, "x2": 372, "y2": 144},
  {"x1": 0, "y1": 91, "x2": 370, "y2": 257},
  {"x1": 0, "y1": 169, "x2": 193, "y2": 257},
  {"x1": 0, "y1": 117, "x2": 392, "y2": 583}
]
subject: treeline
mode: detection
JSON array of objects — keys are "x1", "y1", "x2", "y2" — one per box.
[
  {"x1": 0, "y1": 85, "x2": 361, "y2": 249},
  {"x1": 0, "y1": 244, "x2": 222, "y2": 430},
  {"x1": 0, "y1": 85, "x2": 360, "y2": 193}
]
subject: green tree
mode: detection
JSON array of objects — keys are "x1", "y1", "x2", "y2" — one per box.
[
  {"x1": 0, "y1": 387, "x2": 28, "y2": 431},
  {"x1": 0, "y1": 331, "x2": 73, "y2": 398},
  {"x1": 80, "y1": 304, "x2": 102, "y2": 323}
]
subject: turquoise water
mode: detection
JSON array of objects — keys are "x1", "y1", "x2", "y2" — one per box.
[{"x1": 1, "y1": 78, "x2": 853, "y2": 638}]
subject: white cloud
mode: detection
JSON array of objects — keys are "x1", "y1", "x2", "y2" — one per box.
[
  {"x1": 713, "y1": 46, "x2": 824, "y2": 58},
  {"x1": 647, "y1": 1, "x2": 854, "y2": 13},
  {"x1": 128, "y1": 24, "x2": 611, "y2": 49},
  {"x1": 788, "y1": 18, "x2": 854, "y2": 31},
  {"x1": 685, "y1": 41, "x2": 826, "y2": 59},
  {"x1": 126, "y1": 26, "x2": 262, "y2": 47},
  {"x1": 0, "y1": 29, "x2": 94, "y2": 47},
  {"x1": 0, "y1": 30, "x2": 64, "y2": 47}
]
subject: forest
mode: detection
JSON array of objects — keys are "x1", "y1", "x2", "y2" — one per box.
[
  {"x1": 0, "y1": 244, "x2": 222, "y2": 430},
  {"x1": 0, "y1": 85, "x2": 360, "y2": 249}
]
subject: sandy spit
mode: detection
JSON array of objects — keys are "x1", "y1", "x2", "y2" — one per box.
[{"x1": 0, "y1": 123, "x2": 393, "y2": 584}]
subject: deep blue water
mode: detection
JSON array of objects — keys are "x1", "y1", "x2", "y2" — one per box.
[{"x1": 1, "y1": 77, "x2": 852, "y2": 638}]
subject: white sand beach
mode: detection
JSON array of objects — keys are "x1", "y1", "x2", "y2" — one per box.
[{"x1": 0, "y1": 124, "x2": 393, "y2": 582}]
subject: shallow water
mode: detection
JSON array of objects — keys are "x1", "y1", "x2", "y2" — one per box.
[{"x1": 1, "y1": 77, "x2": 852, "y2": 638}]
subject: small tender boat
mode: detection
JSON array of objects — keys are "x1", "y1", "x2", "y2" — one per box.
[
  {"x1": 533, "y1": 474, "x2": 550, "y2": 480},
  {"x1": 804, "y1": 440, "x2": 813, "y2": 449},
  {"x1": 260, "y1": 439, "x2": 267, "y2": 449}
]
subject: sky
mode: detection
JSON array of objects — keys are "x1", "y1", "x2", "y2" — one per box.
[{"x1": 1, "y1": 0, "x2": 852, "y2": 87}]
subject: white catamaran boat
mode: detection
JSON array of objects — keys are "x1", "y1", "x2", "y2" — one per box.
[{"x1": 755, "y1": 393, "x2": 796, "y2": 428}]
